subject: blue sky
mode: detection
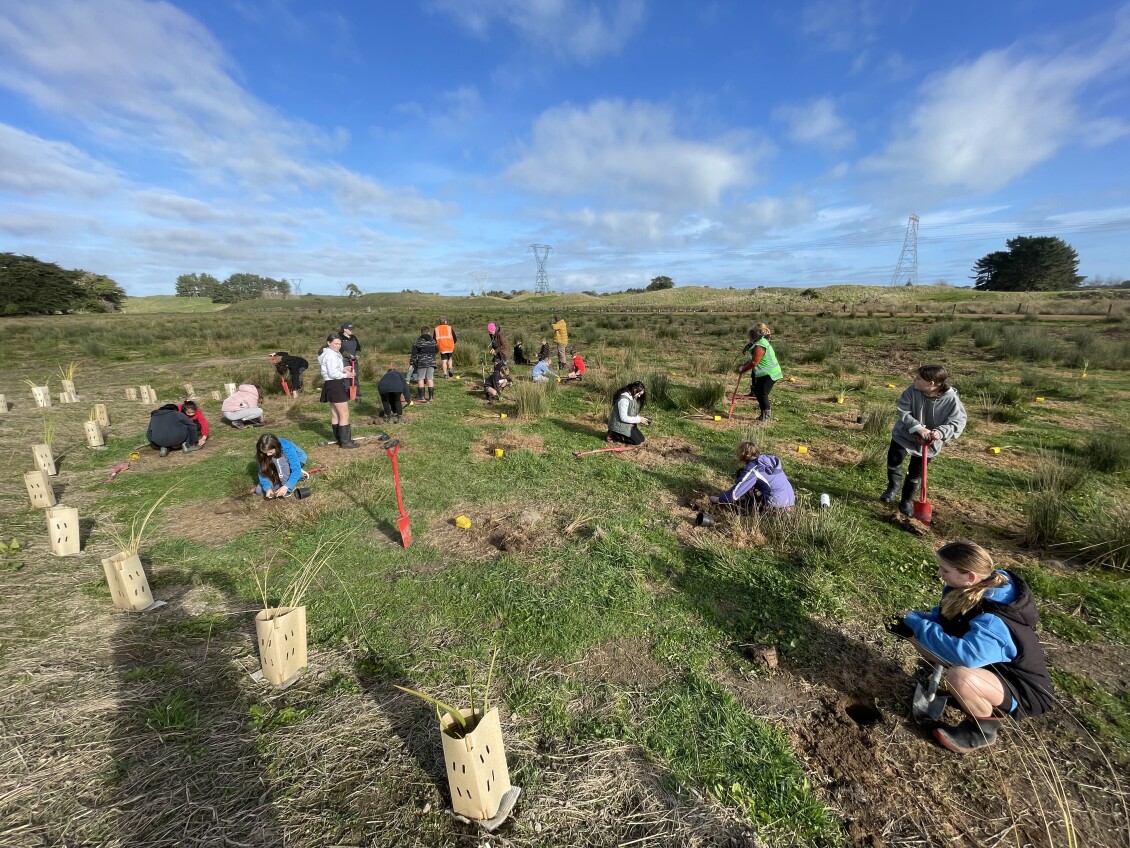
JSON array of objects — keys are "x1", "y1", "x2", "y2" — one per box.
[{"x1": 1, "y1": 1, "x2": 1128, "y2": 296}]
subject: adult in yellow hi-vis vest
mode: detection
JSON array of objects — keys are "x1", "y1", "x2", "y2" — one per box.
[
  {"x1": 434, "y1": 318, "x2": 457, "y2": 378},
  {"x1": 737, "y1": 323, "x2": 783, "y2": 423}
]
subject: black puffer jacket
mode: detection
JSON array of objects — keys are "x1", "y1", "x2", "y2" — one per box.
[
  {"x1": 147, "y1": 404, "x2": 195, "y2": 448},
  {"x1": 410, "y1": 334, "x2": 439, "y2": 369}
]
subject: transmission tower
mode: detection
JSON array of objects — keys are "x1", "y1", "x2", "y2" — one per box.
[
  {"x1": 473, "y1": 272, "x2": 489, "y2": 296},
  {"x1": 530, "y1": 244, "x2": 551, "y2": 294},
  {"x1": 891, "y1": 214, "x2": 919, "y2": 286}
]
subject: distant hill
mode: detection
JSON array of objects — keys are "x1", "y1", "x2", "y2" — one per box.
[{"x1": 122, "y1": 296, "x2": 229, "y2": 314}]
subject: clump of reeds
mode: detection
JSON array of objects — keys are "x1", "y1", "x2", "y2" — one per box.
[
  {"x1": 680, "y1": 380, "x2": 725, "y2": 412},
  {"x1": 645, "y1": 372, "x2": 677, "y2": 410},
  {"x1": 1080, "y1": 429, "x2": 1130, "y2": 473},
  {"x1": 104, "y1": 488, "x2": 173, "y2": 556},
  {"x1": 253, "y1": 530, "x2": 353, "y2": 610},
  {"x1": 512, "y1": 381, "x2": 554, "y2": 419},
  {"x1": 57, "y1": 362, "x2": 78, "y2": 382}
]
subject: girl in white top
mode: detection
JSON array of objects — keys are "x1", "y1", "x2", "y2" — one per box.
[{"x1": 317, "y1": 334, "x2": 359, "y2": 448}]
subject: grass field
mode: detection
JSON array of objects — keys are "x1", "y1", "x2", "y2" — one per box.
[{"x1": 1, "y1": 286, "x2": 1128, "y2": 848}]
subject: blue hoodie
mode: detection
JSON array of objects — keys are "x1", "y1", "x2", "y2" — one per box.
[
  {"x1": 717, "y1": 454, "x2": 795, "y2": 509},
  {"x1": 904, "y1": 573, "x2": 1019, "y2": 669},
  {"x1": 257, "y1": 438, "x2": 307, "y2": 493}
]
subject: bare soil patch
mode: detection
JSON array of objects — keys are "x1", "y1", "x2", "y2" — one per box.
[
  {"x1": 471, "y1": 431, "x2": 546, "y2": 459},
  {"x1": 425, "y1": 501, "x2": 571, "y2": 561},
  {"x1": 573, "y1": 636, "x2": 671, "y2": 688}
]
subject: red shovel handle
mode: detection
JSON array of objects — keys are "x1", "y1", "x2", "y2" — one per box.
[{"x1": 385, "y1": 442, "x2": 407, "y2": 517}]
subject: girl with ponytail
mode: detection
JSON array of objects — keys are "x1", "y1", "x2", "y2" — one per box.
[{"x1": 890, "y1": 540, "x2": 1054, "y2": 754}]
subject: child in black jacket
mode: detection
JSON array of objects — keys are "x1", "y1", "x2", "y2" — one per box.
[{"x1": 377, "y1": 364, "x2": 412, "y2": 424}]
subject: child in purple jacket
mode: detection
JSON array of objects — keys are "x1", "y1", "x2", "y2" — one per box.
[{"x1": 710, "y1": 442, "x2": 796, "y2": 512}]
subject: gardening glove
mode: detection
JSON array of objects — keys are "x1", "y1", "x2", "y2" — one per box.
[{"x1": 884, "y1": 615, "x2": 914, "y2": 639}]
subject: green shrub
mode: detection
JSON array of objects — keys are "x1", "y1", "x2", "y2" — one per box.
[
  {"x1": 925, "y1": 322, "x2": 958, "y2": 350},
  {"x1": 972, "y1": 324, "x2": 1000, "y2": 348},
  {"x1": 1080, "y1": 431, "x2": 1130, "y2": 473},
  {"x1": 645, "y1": 372, "x2": 678, "y2": 410},
  {"x1": 512, "y1": 380, "x2": 554, "y2": 419},
  {"x1": 997, "y1": 326, "x2": 1058, "y2": 362},
  {"x1": 1065, "y1": 499, "x2": 1130, "y2": 570},
  {"x1": 681, "y1": 380, "x2": 726, "y2": 412},
  {"x1": 1021, "y1": 490, "x2": 1065, "y2": 549}
]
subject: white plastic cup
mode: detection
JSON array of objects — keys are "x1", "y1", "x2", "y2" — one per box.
[{"x1": 819, "y1": 493, "x2": 831, "y2": 508}]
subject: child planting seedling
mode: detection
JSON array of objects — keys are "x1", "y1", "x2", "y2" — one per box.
[{"x1": 709, "y1": 441, "x2": 796, "y2": 513}]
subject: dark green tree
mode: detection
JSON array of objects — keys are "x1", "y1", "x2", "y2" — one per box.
[
  {"x1": 972, "y1": 236, "x2": 1083, "y2": 292},
  {"x1": 646, "y1": 275, "x2": 675, "y2": 291},
  {"x1": 175, "y1": 272, "x2": 220, "y2": 297},
  {"x1": 0, "y1": 253, "x2": 83, "y2": 315},
  {"x1": 75, "y1": 272, "x2": 126, "y2": 312}
]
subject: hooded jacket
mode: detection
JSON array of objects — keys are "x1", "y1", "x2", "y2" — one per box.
[
  {"x1": 905, "y1": 570, "x2": 1054, "y2": 718},
  {"x1": 410, "y1": 334, "x2": 439, "y2": 369},
  {"x1": 257, "y1": 437, "x2": 307, "y2": 493},
  {"x1": 717, "y1": 454, "x2": 795, "y2": 509},
  {"x1": 222, "y1": 384, "x2": 260, "y2": 414},
  {"x1": 147, "y1": 404, "x2": 196, "y2": 448},
  {"x1": 892, "y1": 385, "x2": 967, "y2": 458}
]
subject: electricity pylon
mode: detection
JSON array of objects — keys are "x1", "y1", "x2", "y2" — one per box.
[
  {"x1": 473, "y1": 272, "x2": 489, "y2": 296},
  {"x1": 891, "y1": 214, "x2": 919, "y2": 286},
  {"x1": 531, "y1": 244, "x2": 551, "y2": 294}
]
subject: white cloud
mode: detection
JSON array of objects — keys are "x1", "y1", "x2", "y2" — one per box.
[
  {"x1": 773, "y1": 97, "x2": 855, "y2": 151},
  {"x1": 0, "y1": 124, "x2": 120, "y2": 196},
  {"x1": 429, "y1": 0, "x2": 645, "y2": 64},
  {"x1": 506, "y1": 99, "x2": 764, "y2": 208},
  {"x1": 863, "y1": 17, "x2": 1130, "y2": 194},
  {"x1": 800, "y1": 0, "x2": 886, "y2": 53},
  {"x1": 0, "y1": 0, "x2": 452, "y2": 227}
]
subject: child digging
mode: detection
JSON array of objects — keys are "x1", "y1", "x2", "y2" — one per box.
[
  {"x1": 888, "y1": 540, "x2": 1054, "y2": 753},
  {"x1": 378, "y1": 362, "x2": 412, "y2": 424},
  {"x1": 709, "y1": 441, "x2": 795, "y2": 512},
  {"x1": 255, "y1": 434, "x2": 310, "y2": 499}
]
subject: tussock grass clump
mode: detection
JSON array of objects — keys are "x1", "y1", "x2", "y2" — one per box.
[
  {"x1": 513, "y1": 380, "x2": 554, "y2": 419},
  {"x1": 1080, "y1": 430, "x2": 1130, "y2": 473},
  {"x1": 861, "y1": 402, "x2": 893, "y2": 436},
  {"x1": 965, "y1": 375, "x2": 1027, "y2": 423},
  {"x1": 644, "y1": 372, "x2": 677, "y2": 410},
  {"x1": 1066, "y1": 499, "x2": 1130, "y2": 571},
  {"x1": 925, "y1": 322, "x2": 959, "y2": 350},
  {"x1": 680, "y1": 380, "x2": 725, "y2": 412},
  {"x1": 997, "y1": 326, "x2": 1058, "y2": 362},
  {"x1": 798, "y1": 334, "x2": 840, "y2": 364},
  {"x1": 1021, "y1": 451, "x2": 1085, "y2": 548},
  {"x1": 972, "y1": 324, "x2": 1000, "y2": 348}
]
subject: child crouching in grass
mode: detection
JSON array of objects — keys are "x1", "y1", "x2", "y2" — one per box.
[
  {"x1": 709, "y1": 441, "x2": 795, "y2": 512},
  {"x1": 889, "y1": 540, "x2": 1054, "y2": 753},
  {"x1": 255, "y1": 434, "x2": 309, "y2": 499}
]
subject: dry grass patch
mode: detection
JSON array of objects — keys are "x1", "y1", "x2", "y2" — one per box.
[{"x1": 471, "y1": 431, "x2": 545, "y2": 459}]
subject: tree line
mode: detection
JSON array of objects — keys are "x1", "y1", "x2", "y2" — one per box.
[
  {"x1": 175, "y1": 272, "x2": 291, "y2": 303},
  {"x1": 1, "y1": 253, "x2": 126, "y2": 316}
]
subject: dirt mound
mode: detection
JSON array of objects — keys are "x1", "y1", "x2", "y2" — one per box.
[
  {"x1": 471, "y1": 431, "x2": 545, "y2": 459},
  {"x1": 425, "y1": 502, "x2": 574, "y2": 560},
  {"x1": 632, "y1": 436, "x2": 699, "y2": 468}
]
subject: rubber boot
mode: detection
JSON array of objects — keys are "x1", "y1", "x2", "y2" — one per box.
[
  {"x1": 899, "y1": 477, "x2": 921, "y2": 516},
  {"x1": 880, "y1": 466, "x2": 903, "y2": 503},
  {"x1": 933, "y1": 715, "x2": 1003, "y2": 754},
  {"x1": 338, "y1": 423, "x2": 359, "y2": 449},
  {"x1": 757, "y1": 409, "x2": 771, "y2": 423},
  {"x1": 427, "y1": 386, "x2": 434, "y2": 401},
  {"x1": 331, "y1": 424, "x2": 340, "y2": 444}
]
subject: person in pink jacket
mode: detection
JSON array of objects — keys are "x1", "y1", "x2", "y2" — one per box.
[{"x1": 221, "y1": 383, "x2": 265, "y2": 429}]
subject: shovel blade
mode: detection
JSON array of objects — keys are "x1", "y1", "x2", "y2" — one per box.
[
  {"x1": 913, "y1": 499, "x2": 933, "y2": 524},
  {"x1": 397, "y1": 512, "x2": 412, "y2": 548},
  {"x1": 912, "y1": 664, "x2": 948, "y2": 721}
]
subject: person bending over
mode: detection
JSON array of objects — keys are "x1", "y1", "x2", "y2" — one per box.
[
  {"x1": 378, "y1": 363, "x2": 412, "y2": 424},
  {"x1": 709, "y1": 441, "x2": 795, "y2": 512},
  {"x1": 607, "y1": 381, "x2": 650, "y2": 445},
  {"x1": 221, "y1": 384, "x2": 264, "y2": 429},
  {"x1": 178, "y1": 399, "x2": 209, "y2": 447},
  {"x1": 531, "y1": 357, "x2": 557, "y2": 382},
  {"x1": 484, "y1": 363, "x2": 510, "y2": 403},
  {"x1": 147, "y1": 404, "x2": 200, "y2": 456},
  {"x1": 270, "y1": 352, "x2": 309, "y2": 395},
  {"x1": 889, "y1": 540, "x2": 1053, "y2": 753},
  {"x1": 255, "y1": 433, "x2": 309, "y2": 499}
]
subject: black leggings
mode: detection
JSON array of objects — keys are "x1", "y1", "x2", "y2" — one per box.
[
  {"x1": 752, "y1": 375, "x2": 776, "y2": 413},
  {"x1": 608, "y1": 427, "x2": 645, "y2": 446},
  {"x1": 381, "y1": 392, "x2": 404, "y2": 416},
  {"x1": 887, "y1": 441, "x2": 925, "y2": 479},
  {"x1": 288, "y1": 366, "x2": 307, "y2": 390}
]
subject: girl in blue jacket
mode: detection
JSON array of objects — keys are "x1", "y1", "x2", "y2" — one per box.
[
  {"x1": 255, "y1": 434, "x2": 309, "y2": 499},
  {"x1": 709, "y1": 442, "x2": 796, "y2": 512},
  {"x1": 892, "y1": 540, "x2": 1054, "y2": 753}
]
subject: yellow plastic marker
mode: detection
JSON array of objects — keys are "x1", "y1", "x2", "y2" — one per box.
[
  {"x1": 454, "y1": 375, "x2": 462, "y2": 380},
  {"x1": 455, "y1": 515, "x2": 472, "y2": 529},
  {"x1": 129, "y1": 451, "x2": 141, "y2": 460},
  {"x1": 1036, "y1": 396, "x2": 1045, "y2": 403},
  {"x1": 797, "y1": 445, "x2": 808, "y2": 454},
  {"x1": 988, "y1": 447, "x2": 1001, "y2": 454},
  {"x1": 836, "y1": 397, "x2": 844, "y2": 404},
  {"x1": 556, "y1": 377, "x2": 561, "y2": 383},
  {"x1": 713, "y1": 415, "x2": 721, "y2": 421},
  {"x1": 788, "y1": 377, "x2": 796, "y2": 383},
  {"x1": 500, "y1": 413, "x2": 507, "y2": 419},
  {"x1": 887, "y1": 383, "x2": 896, "y2": 389},
  {"x1": 494, "y1": 448, "x2": 504, "y2": 457}
]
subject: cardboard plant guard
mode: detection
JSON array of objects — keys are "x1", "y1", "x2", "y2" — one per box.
[
  {"x1": 84, "y1": 420, "x2": 105, "y2": 447},
  {"x1": 33, "y1": 444, "x2": 57, "y2": 476},
  {"x1": 94, "y1": 403, "x2": 111, "y2": 427},
  {"x1": 47, "y1": 506, "x2": 80, "y2": 556},
  {"x1": 255, "y1": 606, "x2": 308, "y2": 687},
  {"x1": 32, "y1": 385, "x2": 51, "y2": 408},
  {"x1": 24, "y1": 469, "x2": 55, "y2": 508},
  {"x1": 102, "y1": 552, "x2": 155, "y2": 611},
  {"x1": 441, "y1": 707, "x2": 513, "y2": 821}
]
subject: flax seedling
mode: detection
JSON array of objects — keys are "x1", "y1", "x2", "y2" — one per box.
[
  {"x1": 104, "y1": 488, "x2": 173, "y2": 557},
  {"x1": 57, "y1": 362, "x2": 78, "y2": 382},
  {"x1": 395, "y1": 648, "x2": 499, "y2": 736}
]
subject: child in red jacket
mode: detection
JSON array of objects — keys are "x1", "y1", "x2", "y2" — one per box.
[{"x1": 178, "y1": 399, "x2": 210, "y2": 446}]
